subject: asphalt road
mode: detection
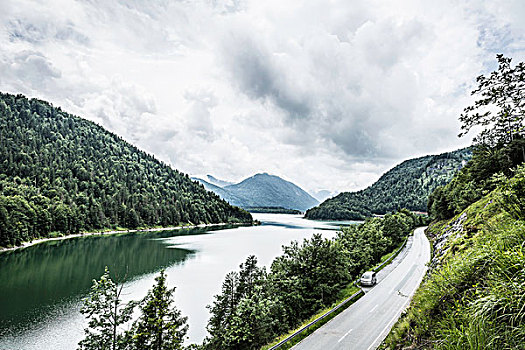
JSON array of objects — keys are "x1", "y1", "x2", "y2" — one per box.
[{"x1": 293, "y1": 227, "x2": 431, "y2": 350}]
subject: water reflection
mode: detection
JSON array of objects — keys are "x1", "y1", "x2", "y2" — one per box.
[
  {"x1": 0, "y1": 227, "x2": 221, "y2": 333},
  {"x1": 0, "y1": 215, "x2": 355, "y2": 348}
]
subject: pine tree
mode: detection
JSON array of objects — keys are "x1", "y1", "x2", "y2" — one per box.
[{"x1": 131, "y1": 270, "x2": 188, "y2": 350}]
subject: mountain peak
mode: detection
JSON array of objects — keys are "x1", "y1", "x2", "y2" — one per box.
[{"x1": 198, "y1": 173, "x2": 319, "y2": 211}]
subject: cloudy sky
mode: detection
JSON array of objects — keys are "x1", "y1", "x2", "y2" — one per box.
[{"x1": 1, "y1": 0, "x2": 525, "y2": 195}]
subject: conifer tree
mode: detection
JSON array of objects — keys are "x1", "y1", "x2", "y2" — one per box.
[{"x1": 131, "y1": 270, "x2": 188, "y2": 350}]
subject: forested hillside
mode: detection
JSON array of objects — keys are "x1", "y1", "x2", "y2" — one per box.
[
  {"x1": 305, "y1": 148, "x2": 471, "y2": 220},
  {"x1": 0, "y1": 93, "x2": 251, "y2": 247}
]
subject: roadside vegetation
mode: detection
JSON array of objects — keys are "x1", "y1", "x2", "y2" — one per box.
[
  {"x1": 78, "y1": 210, "x2": 425, "y2": 350},
  {"x1": 384, "y1": 165, "x2": 525, "y2": 349},
  {"x1": 383, "y1": 54, "x2": 525, "y2": 349},
  {"x1": 202, "y1": 209, "x2": 426, "y2": 349}
]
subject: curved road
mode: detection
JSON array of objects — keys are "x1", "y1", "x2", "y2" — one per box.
[{"x1": 293, "y1": 227, "x2": 430, "y2": 350}]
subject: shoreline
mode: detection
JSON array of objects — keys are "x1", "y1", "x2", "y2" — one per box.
[{"x1": 0, "y1": 222, "x2": 245, "y2": 253}]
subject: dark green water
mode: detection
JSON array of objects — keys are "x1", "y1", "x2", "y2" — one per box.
[
  {"x1": 0, "y1": 227, "x2": 227, "y2": 333},
  {"x1": 0, "y1": 214, "x2": 354, "y2": 349}
]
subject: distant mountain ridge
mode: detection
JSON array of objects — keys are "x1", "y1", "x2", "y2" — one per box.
[
  {"x1": 206, "y1": 175, "x2": 233, "y2": 188},
  {"x1": 192, "y1": 173, "x2": 319, "y2": 212},
  {"x1": 305, "y1": 148, "x2": 472, "y2": 220}
]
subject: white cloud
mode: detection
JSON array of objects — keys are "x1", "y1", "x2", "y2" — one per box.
[{"x1": 1, "y1": 0, "x2": 525, "y2": 193}]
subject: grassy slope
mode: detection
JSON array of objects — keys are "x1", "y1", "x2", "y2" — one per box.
[{"x1": 382, "y1": 168, "x2": 525, "y2": 349}]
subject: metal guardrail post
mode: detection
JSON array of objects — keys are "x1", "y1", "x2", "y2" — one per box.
[
  {"x1": 268, "y1": 290, "x2": 364, "y2": 350},
  {"x1": 268, "y1": 228, "x2": 417, "y2": 349}
]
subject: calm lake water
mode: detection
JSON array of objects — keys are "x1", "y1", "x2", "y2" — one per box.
[{"x1": 0, "y1": 214, "x2": 356, "y2": 349}]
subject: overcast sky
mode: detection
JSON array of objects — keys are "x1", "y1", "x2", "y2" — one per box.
[{"x1": 1, "y1": 0, "x2": 525, "y2": 195}]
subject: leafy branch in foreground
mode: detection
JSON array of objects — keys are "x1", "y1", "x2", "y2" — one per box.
[{"x1": 459, "y1": 54, "x2": 525, "y2": 147}]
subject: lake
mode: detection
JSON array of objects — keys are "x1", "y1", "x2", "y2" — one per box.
[{"x1": 0, "y1": 214, "x2": 357, "y2": 349}]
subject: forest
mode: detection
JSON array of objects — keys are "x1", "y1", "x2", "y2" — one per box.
[
  {"x1": 202, "y1": 209, "x2": 426, "y2": 349},
  {"x1": 78, "y1": 209, "x2": 426, "y2": 350},
  {"x1": 305, "y1": 148, "x2": 471, "y2": 221},
  {"x1": 428, "y1": 137, "x2": 525, "y2": 220},
  {"x1": 0, "y1": 93, "x2": 252, "y2": 247}
]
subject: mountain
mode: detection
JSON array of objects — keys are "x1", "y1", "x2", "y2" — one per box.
[
  {"x1": 193, "y1": 173, "x2": 319, "y2": 212},
  {"x1": 311, "y1": 189, "x2": 337, "y2": 202},
  {"x1": 206, "y1": 175, "x2": 233, "y2": 188},
  {"x1": 190, "y1": 177, "x2": 246, "y2": 205},
  {"x1": 305, "y1": 148, "x2": 472, "y2": 220},
  {"x1": 0, "y1": 92, "x2": 252, "y2": 247}
]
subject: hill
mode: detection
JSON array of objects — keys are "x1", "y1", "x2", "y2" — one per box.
[
  {"x1": 383, "y1": 163, "x2": 525, "y2": 349},
  {"x1": 205, "y1": 175, "x2": 233, "y2": 187},
  {"x1": 0, "y1": 93, "x2": 252, "y2": 247},
  {"x1": 193, "y1": 173, "x2": 319, "y2": 212},
  {"x1": 304, "y1": 148, "x2": 472, "y2": 220}
]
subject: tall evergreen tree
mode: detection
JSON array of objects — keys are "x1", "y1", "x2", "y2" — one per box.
[{"x1": 131, "y1": 270, "x2": 188, "y2": 350}]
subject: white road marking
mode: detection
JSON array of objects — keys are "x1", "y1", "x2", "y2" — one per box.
[
  {"x1": 338, "y1": 328, "x2": 353, "y2": 343},
  {"x1": 369, "y1": 304, "x2": 378, "y2": 313},
  {"x1": 366, "y1": 262, "x2": 428, "y2": 350}
]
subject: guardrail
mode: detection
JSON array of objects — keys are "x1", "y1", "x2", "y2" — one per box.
[
  {"x1": 268, "y1": 229, "x2": 416, "y2": 349},
  {"x1": 268, "y1": 289, "x2": 364, "y2": 350},
  {"x1": 373, "y1": 233, "x2": 411, "y2": 273}
]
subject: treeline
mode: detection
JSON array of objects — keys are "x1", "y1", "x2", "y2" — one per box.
[
  {"x1": 305, "y1": 148, "x2": 471, "y2": 220},
  {"x1": 428, "y1": 137, "x2": 525, "y2": 220},
  {"x1": 0, "y1": 93, "x2": 251, "y2": 247},
  {"x1": 202, "y1": 209, "x2": 426, "y2": 349},
  {"x1": 245, "y1": 206, "x2": 302, "y2": 214}
]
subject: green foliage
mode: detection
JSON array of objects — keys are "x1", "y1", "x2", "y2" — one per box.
[
  {"x1": 0, "y1": 92, "x2": 252, "y2": 247},
  {"x1": 269, "y1": 234, "x2": 351, "y2": 326},
  {"x1": 205, "y1": 255, "x2": 276, "y2": 349},
  {"x1": 305, "y1": 148, "x2": 471, "y2": 220},
  {"x1": 428, "y1": 138, "x2": 525, "y2": 220},
  {"x1": 131, "y1": 270, "x2": 188, "y2": 350},
  {"x1": 384, "y1": 166, "x2": 525, "y2": 349},
  {"x1": 459, "y1": 54, "x2": 525, "y2": 146},
  {"x1": 499, "y1": 165, "x2": 525, "y2": 220},
  {"x1": 79, "y1": 269, "x2": 190, "y2": 350},
  {"x1": 78, "y1": 267, "x2": 137, "y2": 350},
  {"x1": 205, "y1": 210, "x2": 421, "y2": 349}
]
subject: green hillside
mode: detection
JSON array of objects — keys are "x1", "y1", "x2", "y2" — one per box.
[
  {"x1": 0, "y1": 93, "x2": 252, "y2": 247},
  {"x1": 383, "y1": 162, "x2": 525, "y2": 349},
  {"x1": 305, "y1": 148, "x2": 471, "y2": 220}
]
